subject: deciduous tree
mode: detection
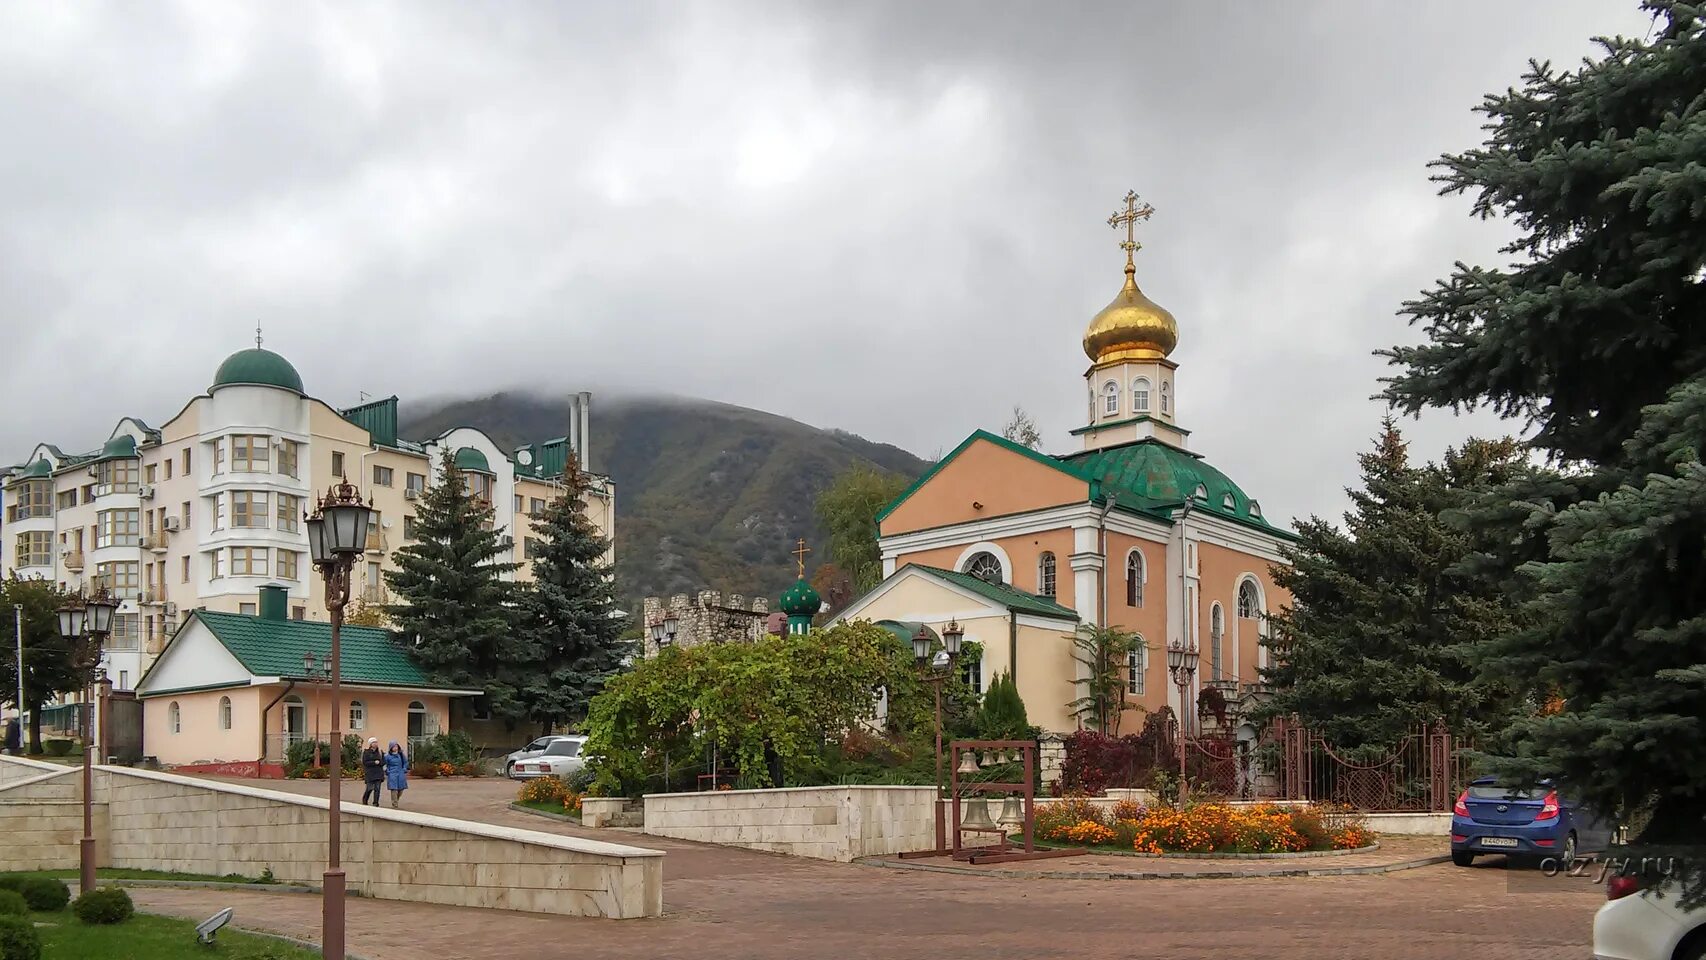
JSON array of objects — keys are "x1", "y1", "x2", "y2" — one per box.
[{"x1": 816, "y1": 465, "x2": 909, "y2": 592}]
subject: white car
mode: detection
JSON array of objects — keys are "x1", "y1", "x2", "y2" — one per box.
[
  {"x1": 503, "y1": 735, "x2": 581, "y2": 779},
  {"x1": 508, "y1": 736, "x2": 588, "y2": 780},
  {"x1": 1593, "y1": 871, "x2": 1706, "y2": 960}
]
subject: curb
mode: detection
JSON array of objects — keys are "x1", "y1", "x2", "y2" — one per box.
[
  {"x1": 859, "y1": 853, "x2": 1452, "y2": 880},
  {"x1": 136, "y1": 909, "x2": 371, "y2": 959},
  {"x1": 508, "y1": 802, "x2": 583, "y2": 823},
  {"x1": 1027, "y1": 841, "x2": 1383, "y2": 860},
  {"x1": 109, "y1": 878, "x2": 322, "y2": 895}
]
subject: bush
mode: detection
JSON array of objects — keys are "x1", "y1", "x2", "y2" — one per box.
[
  {"x1": 976, "y1": 672, "x2": 1032, "y2": 741},
  {"x1": 433, "y1": 731, "x2": 478, "y2": 767},
  {"x1": 0, "y1": 915, "x2": 41, "y2": 960},
  {"x1": 1111, "y1": 798, "x2": 1147, "y2": 822},
  {"x1": 565, "y1": 766, "x2": 597, "y2": 794},
  {"x1": 0, "y1": 891, "x2": 26, "y2": 917},
  {"x1": 285, "y1": 739, "x2": 332, "y2": 770},
  {"x1": 0, "y1": 878, "x2": 69, "y2": 913},
  {"x1": 72, "y1": 886, "x2": 134, "y2": 925},
  {"x1": 42, "y1": 740, "x2": 72, "y2": 757},
  {"x1": 518, "y1": 776, "x2": 568, "y2": 805}
]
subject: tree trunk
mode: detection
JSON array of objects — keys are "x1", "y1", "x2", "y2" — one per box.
[{"x1": 27, "y1": 701, "x2": 42, "y2": 754}]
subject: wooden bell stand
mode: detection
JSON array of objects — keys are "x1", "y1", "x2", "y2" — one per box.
[{"x1": 946, "y1": 739, "x2": 1081, "y2": 865}]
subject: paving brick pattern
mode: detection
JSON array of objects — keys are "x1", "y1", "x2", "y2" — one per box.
[{"x1": 129, "y1": 776, "x2": 1603, "y2": 960}]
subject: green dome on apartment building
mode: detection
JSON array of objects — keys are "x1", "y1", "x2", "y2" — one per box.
[{"x1": 212, "y1": 348, "x2": 304, "y2": 393}]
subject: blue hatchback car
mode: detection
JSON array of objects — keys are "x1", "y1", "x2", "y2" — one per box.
[{"x1": 1450, "y1": 776, "x2": 1613, "y2": 867}]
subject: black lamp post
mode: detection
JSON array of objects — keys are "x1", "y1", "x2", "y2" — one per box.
[
  {"x1": 649, "y1": 613, "x2": 680, "y2": 653},
  {"x1": 1166, "y1": 640, "x2": 1199, "y2": 804},
  {"x1": 303, "y1": 652, "x2": 332, "y2": 770},
  {"x1": 56, "y1": 587, "x2": 117, "y2": 896},
  {"x1": 304, "y1": 479, "x2": 372, "y2": 960},
  {"x1": 913, "y1": 619, "x2": 962, "y2": 853}
]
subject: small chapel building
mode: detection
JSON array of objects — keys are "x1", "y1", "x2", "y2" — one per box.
[{"x1": 832, "y1": 193, "x2": 1296, "y2": 735}]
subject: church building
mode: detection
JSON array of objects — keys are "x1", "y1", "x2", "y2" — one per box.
[{"x1": 831, "y1": 193, "x2": 1295, "y2": 735}]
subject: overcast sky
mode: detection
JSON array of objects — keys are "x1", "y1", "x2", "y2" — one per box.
[{"x1": 0, "y1": 2, "x2": 1658, "y2": 529}]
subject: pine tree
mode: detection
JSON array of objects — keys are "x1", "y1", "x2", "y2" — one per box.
[
  {"x1": 976, "y1": 672, "x2": 1032, "y2": 741},
  {"x1": 1257, "y1": 422, "x2": 1524, "y2": 752},
  {"x1": 517, "y1": 455, "x2": 629, "y2": 734},
  {"x1": 385, "y1": 449, "x2": 528, "y2": 722},
  {"x1": 1381, "y1": 3, "x2": 1706, "y2": 848}
]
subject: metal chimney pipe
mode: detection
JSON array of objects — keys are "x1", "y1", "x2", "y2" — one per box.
[
  {"x1": 565, "y1": 394, "x2": 580, "y2": 468},
  {"x1": 578, "y1": 391, "x2": 592, "y2": 472}
]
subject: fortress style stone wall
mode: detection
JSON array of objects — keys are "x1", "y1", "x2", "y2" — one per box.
[{"x1": 640, "y1": 590, "x2": 775, "y2": 657}]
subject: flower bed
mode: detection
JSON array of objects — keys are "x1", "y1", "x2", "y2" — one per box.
[
  {"x1": 1035, "y1": 797, "x2": 1371, "y2": 854},
  {"x1": 516, "y1": 775, "x2": 583, "y2": 817}
]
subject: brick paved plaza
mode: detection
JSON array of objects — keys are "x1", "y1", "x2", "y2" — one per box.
[{"x1": 117, "y1": 776, "x2": 1606, "y2": 960}]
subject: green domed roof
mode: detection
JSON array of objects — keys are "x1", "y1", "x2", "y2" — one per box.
[
  {"x1": 19, "y1": 459, "x2": 52, "y2": 479},
  {"x1": 98, "y1": 435, "x2": 137, "y2": 461},
  {"x1": 779, "y1": 578, "x2": 823, "y2": 618},
  {"x1": 453, "y1": 447, "x2": 493, "y2": 473},
  {"x1": 1065, "y1": 440, "x2": 1270, "y2": 527},
  {"x1": 212, "y1": 348, "x2": 304, "y2": 393}
]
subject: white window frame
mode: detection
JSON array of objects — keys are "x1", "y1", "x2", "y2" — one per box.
[
  {"x1": 219, "y1": 696, "x2": 232, "y2": 731},
  {"x1": 1102, "y1": 380, "x2": 1120, "y2": 416},
  {"x1": 1127, "y1": 643, "x2": 1146, "y2": 695},
  {"x1": 1125, "y1": 549, "x2": 1145, "y2": 607},
  {"x1": 349, "y1": 700, "x2": 366, "y2": 731},
  {"x1": 1133, "y1": 377, "x2": 1150, "y2": 413},
  {"x1": 1037, "y1": 551, "x2": 1057, "y2": 597}
]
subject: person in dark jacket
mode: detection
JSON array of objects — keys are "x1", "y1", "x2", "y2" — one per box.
[
  {"x1": 384, "y1": 740, "x2": 409, "y2": 809},
  {"x1": 360, "y1": 737, "x2": 385, "y2": 806}
]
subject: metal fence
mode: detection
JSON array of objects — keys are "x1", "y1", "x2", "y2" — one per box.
[{"x1": 1277, "y1": 721, "x2": 1467, "y2": 812}]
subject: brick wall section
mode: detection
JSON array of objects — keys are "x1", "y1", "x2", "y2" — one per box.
[
  {"x1": 643, "y1": 786, "x2": 935, "y2": 861},
  {"x1": 0, "y1": 801, "x2": 108, "y2": 870}
]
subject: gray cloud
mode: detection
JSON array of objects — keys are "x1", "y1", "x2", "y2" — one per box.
[{"x1": 0, "y1": 1, "x2": 1657, "y2": 529}]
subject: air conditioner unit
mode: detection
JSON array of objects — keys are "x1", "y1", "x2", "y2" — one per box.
[
  {"x1": 404, "y1": 488, "x2": 419, "y2": 500},
  {"x1": 139, "y1": 484, "x2": 154, "y2": 500},
  {"x1": 163, "y1": 602, "x2": 178, "y2": 616},
  {"x1": 162, "y1": 516, "x2": 181, "y2": 532}
]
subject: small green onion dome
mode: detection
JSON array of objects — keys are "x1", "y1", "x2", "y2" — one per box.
[
  {"x1": 779, "y1": 578, "x2": 823, "y2": 618},
  {"x1": 212, "y1": 348, "x2": 304, "y2": 393},
  {"x1": 453, "y1": 447, "x2": 493, "y2": 473}
]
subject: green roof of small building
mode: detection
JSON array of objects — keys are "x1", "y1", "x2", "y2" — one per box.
[
  {"x1": 195, "y1": 610, "x2": 436, "y2": 687},
  {"x1": 340, "y1": 396, "x2": 400, "y2": 448},
  {"x1": 779, "y1": 578, "x2": 823, "y2": 617},
  {"x1": 453, "y1": 447, "x2": 493, "y2": 474},
  {"x1": 212, "y1": 348, "x2": 304, "y2": 393},
  {"x1": 910, "y1": 565, "x2": 1080, "y2": 621}
]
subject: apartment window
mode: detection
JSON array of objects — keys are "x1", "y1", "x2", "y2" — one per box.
[
  {"x1": 210, "y1": 551, "x2": 224, "y2": 580},
  {"x1": 1128, "y1": 644, "x2": 1146, "y2": 695},
  {"x1": 109, "y1": 613, "x2": 140, "y2": 651},
  {"x1": 181, "y1": 556, "x2": 190, "y2": 583},
  {"x1": 514, "y1": 494, "x2": 524, "y2": 513},
  {"x1": 181, "y1": 448, "x2": 191, "y2": 474},
  {"x1": 403, "y1": 516, "x2": 418, "y2": 540},
  {"x1": 232, "y1": 491, "x2": 269, "y2": 528},
  {"x1": 530, "y1": 498, "x2": 546, "y2": 516},
  {"x1": 82, "y1": 484, "x2": 95, "y2": 504},
  {"x1": 239, "y1": 602, "x2": 257, "y2": 615},
  {"x1": 6, "y1": 481, "x2": 52, "y2": 521},
  {"x1": 331, "y1": 451, "x2": 345, "y2": 477},
  {"x1": 373, "y1": 465, "x2": 394, "y2": 487},
  {"x1": 232, "y1": 435, "x2": 270, "y2": 472},
  {"x1": 523, "y1": 537, "x2": 541, "y2": 559},
  {"x1": 14, "y1": 532, "x2": 52, "y2": 568},
  {"x1": 118, "y1": 671, "x2": 128, "y2": 690},
  {"x1": 405, "y1": 473, "x2": 426, "y2": 494},
  {"x1": 277, "y1": 494, "x2": 301, "y2": 533},
  {"x1": 211, "y1": 440, "x2": 224, "y2": 474},
  {"x1": 95, "y1": 509, "x2": 140, "y2": 548},
  {"x1": 366, "y1": 513, "x2": 382, "y2": 551},
  {"x1": 56, "y1": 490, "x2": 78, "y2": 510},
  {"x1": 278, "y1": 550, "x2": 299, "y2": 581},
  {"x1": 463, "y1": 472, "x2": 493, "y2": 503},
  {"x1": 231, "y1": 547, "x2": 268, "y2": 577},
  {"x1": 291, "y1": 606, "x2": 306, "y2": 621},
  {"x1": 95, "y1": 459, "x2": 139, "y2": 494},
  {"x1": 365, "y1": 561, "x2": 382, "y2": 601},
  {"x1": 144, "y1": 464, "x2": 157, "y2": 484},
  {"x1": 96, "y1": 561, "x2": 140, "y2": 599},
  {"x1": 278, "y1": 441, "x2": 300, "y2": 479},
  {"x1": 181, "y1": 501, "x2": 192, "y2": 529},
  {"x1": 164, "y1": 459, "x2": 172, "y2": 480}
]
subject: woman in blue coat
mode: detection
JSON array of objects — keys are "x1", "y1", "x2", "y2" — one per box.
[{"x1": 384, "y1": 740, "x2": 409, "y2": 809}]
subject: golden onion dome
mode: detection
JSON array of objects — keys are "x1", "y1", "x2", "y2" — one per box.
[{"x1": 1083, "y1": 261, "x2": 1178, "y2": 364}]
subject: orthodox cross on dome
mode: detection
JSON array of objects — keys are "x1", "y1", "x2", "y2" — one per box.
[
  {"x1": 255, "y1": 324, "x2": 264, "y2": 349},
  {"x1": 793, "y1": 538, "x2": 811, "y2": 578},
  {"x1": 1106, "y1": 190, "x2": 1155, "y2": 267}
]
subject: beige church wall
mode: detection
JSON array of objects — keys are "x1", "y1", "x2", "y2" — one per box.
[
  {"x1": 880, "y1": 439, "x2": 1088, "y2": 537},
  {"x1": 1011, "y1": 622, "x2": 1080, "y2": 733},
  {"x1": 1197, "y1": 540, "x2": 1288, "y2": 685},
  {"x1": 0, "y1": 757, "x2": 664, "y2": 919},
  {"x1": 643, "y1": 785, "x2": 935, "y2": 862},
  {"x1": 894, "y1": 527, "x2": 1078, "y2": 611}
]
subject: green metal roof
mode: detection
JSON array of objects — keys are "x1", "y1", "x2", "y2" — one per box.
[
  {"x1": 17, "y1": 458, "x2": 52, "y2": 479},
  {"x1": 453, "y1": 446, "x2": 493, "y2": 474},
  {"x1": 94, "y1": 434, "x2": 138, "y2": 463},
  {"x1": 1063, "y1": 439, "x2": 1274, "y2": 529},
  {"x1": 194, "y1": 610, "x2": 436, "y2": 687},
  {"x1": 909, "y1": 565, "x2": 1080, "y2": 621},
  {"x1": 340, "y1": 396, "x2": 400, "y2": 448},
  {"x1": 212, "y1": 348, "x2": 304, "y2": 393},
  {"x1": 779, "y1": 578, "x2": 823, "y2": 617}
]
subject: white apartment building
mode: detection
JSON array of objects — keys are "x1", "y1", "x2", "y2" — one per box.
[{"x1": 1, "y1": 344, "x2": 613, "y2": 695}]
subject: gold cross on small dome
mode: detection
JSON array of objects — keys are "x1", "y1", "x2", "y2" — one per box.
[
  {"x1": 1107, "y1": 190, "x2": 1155, "y2": 265},
  {"x1": 793, "y1": 538, "x2": 811, "y2": 578}
]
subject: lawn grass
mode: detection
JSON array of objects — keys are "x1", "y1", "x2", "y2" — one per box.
[
  {"x1": 515, "y1": 798, "x2": 580, "y2": 819},
  {"x1": 30, "y1": 911, "x2": 319, "y2": 959},
  {"x1": 3, "y1": 867, "x2": 278, "y2": 884}
]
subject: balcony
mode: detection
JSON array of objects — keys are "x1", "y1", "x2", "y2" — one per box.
[
  {"x1": 144, "y1": 532, "x2": 170, "y2": 552},
  {"x1": 365, "y1": 531, "x2": 386, "y2": 554},
  {"x1": 62, "y1": 551, "x2": 85, "y2": 572},
  {"x1": 140, "y1": 588, "x2": 167, "y2": 605}
]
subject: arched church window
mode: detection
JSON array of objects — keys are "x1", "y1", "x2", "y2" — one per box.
[
  {"x1": 1125, "y1": 550, "x2": 1144, "y2": 607},
  {"x1": 1102, "y1": 381, "x2": 1120, "y2": 416},
  {"x1": 964, "y1": 552, "x2": 1004, "y2": 585},
  {"x1": 1238, "y1": 579, "x2": 1260, "y2": 619},
  {"x1": 1038, "y1": 552, "x2": 1057, "y2": 597},
  {"x1": 1127, "y1": 642, "x2": 1145, "y2": 695},
  {"x1": 1133, "y1": 378, "x2": 1150, "y2": 413},
  {"x1": 1161, "y1": 381, "x2": 1170, "y2": 415},
  {"x1": 1210, "y1": 603, "x2": 1225, "y2": 680}
]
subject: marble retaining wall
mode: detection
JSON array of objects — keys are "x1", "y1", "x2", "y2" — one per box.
[{"x1": 644, "y1": 785, "x2": 936, "y2": 862}]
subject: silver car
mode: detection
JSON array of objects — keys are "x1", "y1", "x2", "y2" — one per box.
[
  {"x1": 510, "y1": 736, "x2": 587, "y2": 780},
  {"x1": 503, "y1": 735, "x2": 580, "y2": 779}
]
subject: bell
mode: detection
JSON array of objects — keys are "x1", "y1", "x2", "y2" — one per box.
[
  {"x1": 956, "y1": 751, "x2": 981, "y2": 775},
  {"x1": 959, "y1": 796, "x2": 997, "y2": 831},
  {"x1": 998, "y1": 795, "x2": 1025, "y2": 828}
]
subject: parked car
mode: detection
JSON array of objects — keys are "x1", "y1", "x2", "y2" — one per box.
[
  {"x1": 1450, "y1": 776, "x2": 1614, "y2": 867},
  {"x1": 1593, "y1": 871, "x2": 1706, "y2": 960},
  {"x1": 509, "y1": 736, "x2": 588, "y2": 780},
  {"x1": 503, "y1": 735, "x2": 580, "y2": 779}
]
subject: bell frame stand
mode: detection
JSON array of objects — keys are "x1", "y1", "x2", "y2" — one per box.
[{"x1": 900, "y1": 739, "x2": 1080, "y2": 864}]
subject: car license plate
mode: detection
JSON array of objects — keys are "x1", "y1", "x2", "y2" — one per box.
[{"x1": 1481, "y1": 837, "x2": 1519, "y2": 848}]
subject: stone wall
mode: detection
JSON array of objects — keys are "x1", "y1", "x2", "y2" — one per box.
[
  {"x1": 0, "y1": 800, "x2": 109, "y2": 871},
  {"x1": 0, "y1": 757, "x2": 664, "y2": 919},
  {"x1": 640, "y1": 591, "x2": 773, "y2": 657},
  {"x1": 643, "y1": 785, "x2": 935, "y2": 861}
]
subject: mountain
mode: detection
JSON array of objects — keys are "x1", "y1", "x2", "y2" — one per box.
[{"x1": 400, "y1": 393, "x2": 929, "y2": 613}]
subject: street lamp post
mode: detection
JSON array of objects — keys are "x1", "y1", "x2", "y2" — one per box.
[
  {"x1": 56, "y1": 588, "x2": 117, "y2": 896},
  {"x1": 303, "y1": 652, "x2": 332, "y2": 770},
  {"x1": 648, "y1": 613, "x2": 679, "y2": 654},
  {"x1": 305, "y1": 479, "x2": 372, "y2": 960},
  {"x1": 912, "y1": 619, "x2": 962, "y2": 853},
  {"x1": 1166, "y1": 640, "x2": 1199, "y2": 805}
]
